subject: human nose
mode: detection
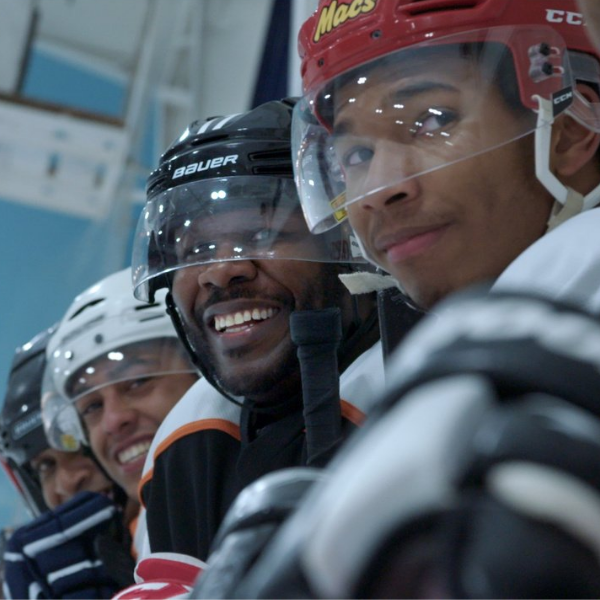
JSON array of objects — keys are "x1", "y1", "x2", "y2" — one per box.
[
  {"x1": 195, "y1": 259, "x2": 259, "y2": 289},
  {"x1": 100, "y1": 388, "x2": 137, "y2": 437},
  {"x1": 351, "y1": 141, "x2": 422, "y2": 213}
]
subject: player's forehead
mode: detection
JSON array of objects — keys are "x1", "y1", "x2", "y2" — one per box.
[
  {"x1": 66, "y1": 339, "x2": 176, "y2": 396},
  {"x1": 330, "y1": 46, "x2": 491, "y2": 126}
]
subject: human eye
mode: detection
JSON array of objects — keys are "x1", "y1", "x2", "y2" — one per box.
[
  {"x1": 77, "y1": 396, "x2": 103, "y2": 423},
  {"x1": 251, "y1": 228, "x2": 278, "y2": 245},
  {"x1": 123, "y1": 376, "x2": 156, "y2": 397},
  {"x1": 32, "y1": 458, "x2": 56, "y2": 480},
  {"x1": 413, "y1": 107, "x2": 458, "y2": 137},
  {"x1": 176, "y1": 237, "x2": 214, "y2": 263},
  {"x1": 340, "y1": 145, "x2": 374, "y2": 169}
]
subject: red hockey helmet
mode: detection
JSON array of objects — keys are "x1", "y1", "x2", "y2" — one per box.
[{"x1": 293, "y1": 0, "x2": 600, "y2": 234}]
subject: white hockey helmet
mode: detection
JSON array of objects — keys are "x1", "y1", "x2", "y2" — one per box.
[{"x1": 41, "y1": 267, "x2": 196, "y2": 452}]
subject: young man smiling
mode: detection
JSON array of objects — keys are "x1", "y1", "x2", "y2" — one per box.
[
  {"x1": 126, "y1": 99, "x2": 383, "y2": 591},
  {"x1": 292, "y1": 0, "x2": 600, "y2": 311},
  {"x1": 2, "y1": 271, "x2": 197, "y2": 599},
  {"x1": 42, "y1": 268, "x2": 198, "y2": 518}
]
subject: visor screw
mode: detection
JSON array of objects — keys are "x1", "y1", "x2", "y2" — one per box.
[
  {"x1": 371, "y1": 29, "x2": 382, "y2": 39},
  {"x1": 94, "y1": 334, "x2": 104, "y2": 344},
  {"x1": 542, "y1": 62, "x2": 553, "y2": 76},
  {"x1": 539, "y1": 43, "x2": 551, "y2": 56}
]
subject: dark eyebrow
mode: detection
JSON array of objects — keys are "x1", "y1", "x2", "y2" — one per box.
[
  {"x1": 332, "y1": 81, "x2": 459, "y2": 138},
  {"x1": 70, "y1": 354, "x2": 159, "y2": 397}
]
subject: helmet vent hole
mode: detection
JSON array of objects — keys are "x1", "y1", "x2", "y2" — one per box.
[
  {"x1": 69, "y1": 299, "x2": 104, "y2": 320},
  {"x1": 252, "y1": 165, "x2": 294, "y2": 176},
  {"x1": 402, "y1": 0, "x2": 484, "y2": 16},
  {"x1": 249, "y1": 149, "x2": 291, "y2": 162},
  {"x1": 135, "y1": 302, "x2": 160, "y2": 311},
  {"x1": 189, "y1": 133, "x2": 228, "y2": 147},
  {"x1": 138, "y1": 314, "x2": 165, "y2": 323},
  {"x1": 249, "y1": 149, "x2": 294, "y2": 176}
]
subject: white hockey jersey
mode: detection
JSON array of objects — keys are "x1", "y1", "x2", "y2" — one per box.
[{"x1": 134, "y1": 340, "x2": 385, "y2": 568}]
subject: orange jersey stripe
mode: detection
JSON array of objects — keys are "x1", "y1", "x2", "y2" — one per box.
[
  {"x1": 138, "y1": 419, "x2": 241, "y2": 506},
  {"x1": 341, "y1": 398, "x2": 366, "y2": 426}
]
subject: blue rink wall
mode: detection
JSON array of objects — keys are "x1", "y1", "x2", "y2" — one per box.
[{"x1": 0, "y1": 46, "x2": 153, "y2": 528}]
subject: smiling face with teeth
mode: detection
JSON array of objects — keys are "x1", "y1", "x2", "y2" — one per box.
[
  {"x1": 171, "y1": 242, "x2": 356, "y2": 404},
  {"x1": 69, "y1": 339, "x2": 198, "y2": 501},
  {"x1": 146, "y1": 168, "x2": 374, "y2": 403}
]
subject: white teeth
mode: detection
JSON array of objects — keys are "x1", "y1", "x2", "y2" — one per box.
[
  {"x1": 214, "y1": 307, "x2": 277, "y2": 332},
  {"x1": 118, "y1": 441, "x2": 152, "y2": 465}
]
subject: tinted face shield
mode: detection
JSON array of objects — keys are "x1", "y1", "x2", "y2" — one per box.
[
  {"x1": 42, "y1": 337, "x2": 196, "y2": 452},
  {"x1": 291, "y1": 26, "x2": 600, "y2": 234},
  {"x1": 132, "y1": 176, "x2": 365, "y2": 301}
]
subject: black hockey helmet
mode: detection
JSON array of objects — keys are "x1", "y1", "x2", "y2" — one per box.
[
  {"x1": 0, "y1": 326, "x2": 57, "y2": 516},
  {"x1": 132, "y1": 98, "x2": 365, "y2": 303}
]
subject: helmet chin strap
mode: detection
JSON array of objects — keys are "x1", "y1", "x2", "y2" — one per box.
[
  {"x1": 164, "y1": 291, "x2": 245, "y2": 408},
  {"x1": 534, "y1": 95, "x2": 600, "y2": 233},
  {"x1": 345, "y1": 234, "x2": 426, "y2": 312}
]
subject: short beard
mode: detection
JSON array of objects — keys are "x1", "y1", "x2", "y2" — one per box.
[{"x1": 185, "y1": 264, "x2": 347, "y2": 403}]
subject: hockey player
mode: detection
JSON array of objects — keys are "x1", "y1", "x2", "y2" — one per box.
[
  {"x1": 0, "y1": 327, "x2": 127, "y2": 599},
  {"x1": 123, "y1": 98, "x2": 383, "y2": 593},
  {"x1": 41, "y1": 267, "x2": 198, "y2": 519},
  {"x1": 177, "y1": 5, "x2": 600, "y2": 595},
  {"x1": 5, "y1": 268, "x2": 199, "y2": 599},
  {"x1": 292, "y1": 0, "x2": 600, "y2": 311}
]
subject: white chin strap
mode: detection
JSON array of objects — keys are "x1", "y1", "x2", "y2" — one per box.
[
  {"x1": 348, "y1": 234, "x2": 407, "y2": 295},
  {"x1": 535, "y1": 95, "x2": 600, "y2": 232},
  {"x1": 338, "y1": 231, "x2": 400, "y2": 295}
]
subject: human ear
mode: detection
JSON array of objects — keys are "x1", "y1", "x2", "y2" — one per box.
[
  {"x1": 551, "y1": 83, "x2": 600, "y2": 179},
  {"x1": 577, "y1": 1, "x2": 600, "y2": 51}
]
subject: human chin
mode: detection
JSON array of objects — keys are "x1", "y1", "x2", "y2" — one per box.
[
  {"x1": 210, "y1": 327, "x2": 298, "y2": 399},
  {"x1": 391, "y1": 259, "x2": 454, "y2": 310}
]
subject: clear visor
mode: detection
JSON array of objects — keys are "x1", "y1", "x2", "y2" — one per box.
[
  {"x1": 132, "y1": 176, "x2": 365, "y2": 301},
  {"x1": 293, "y1": 26, "x2": 589, "y2": 233},
  {"x1": 41, "y1": 337, "x2": 196, "y2": 451}
]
